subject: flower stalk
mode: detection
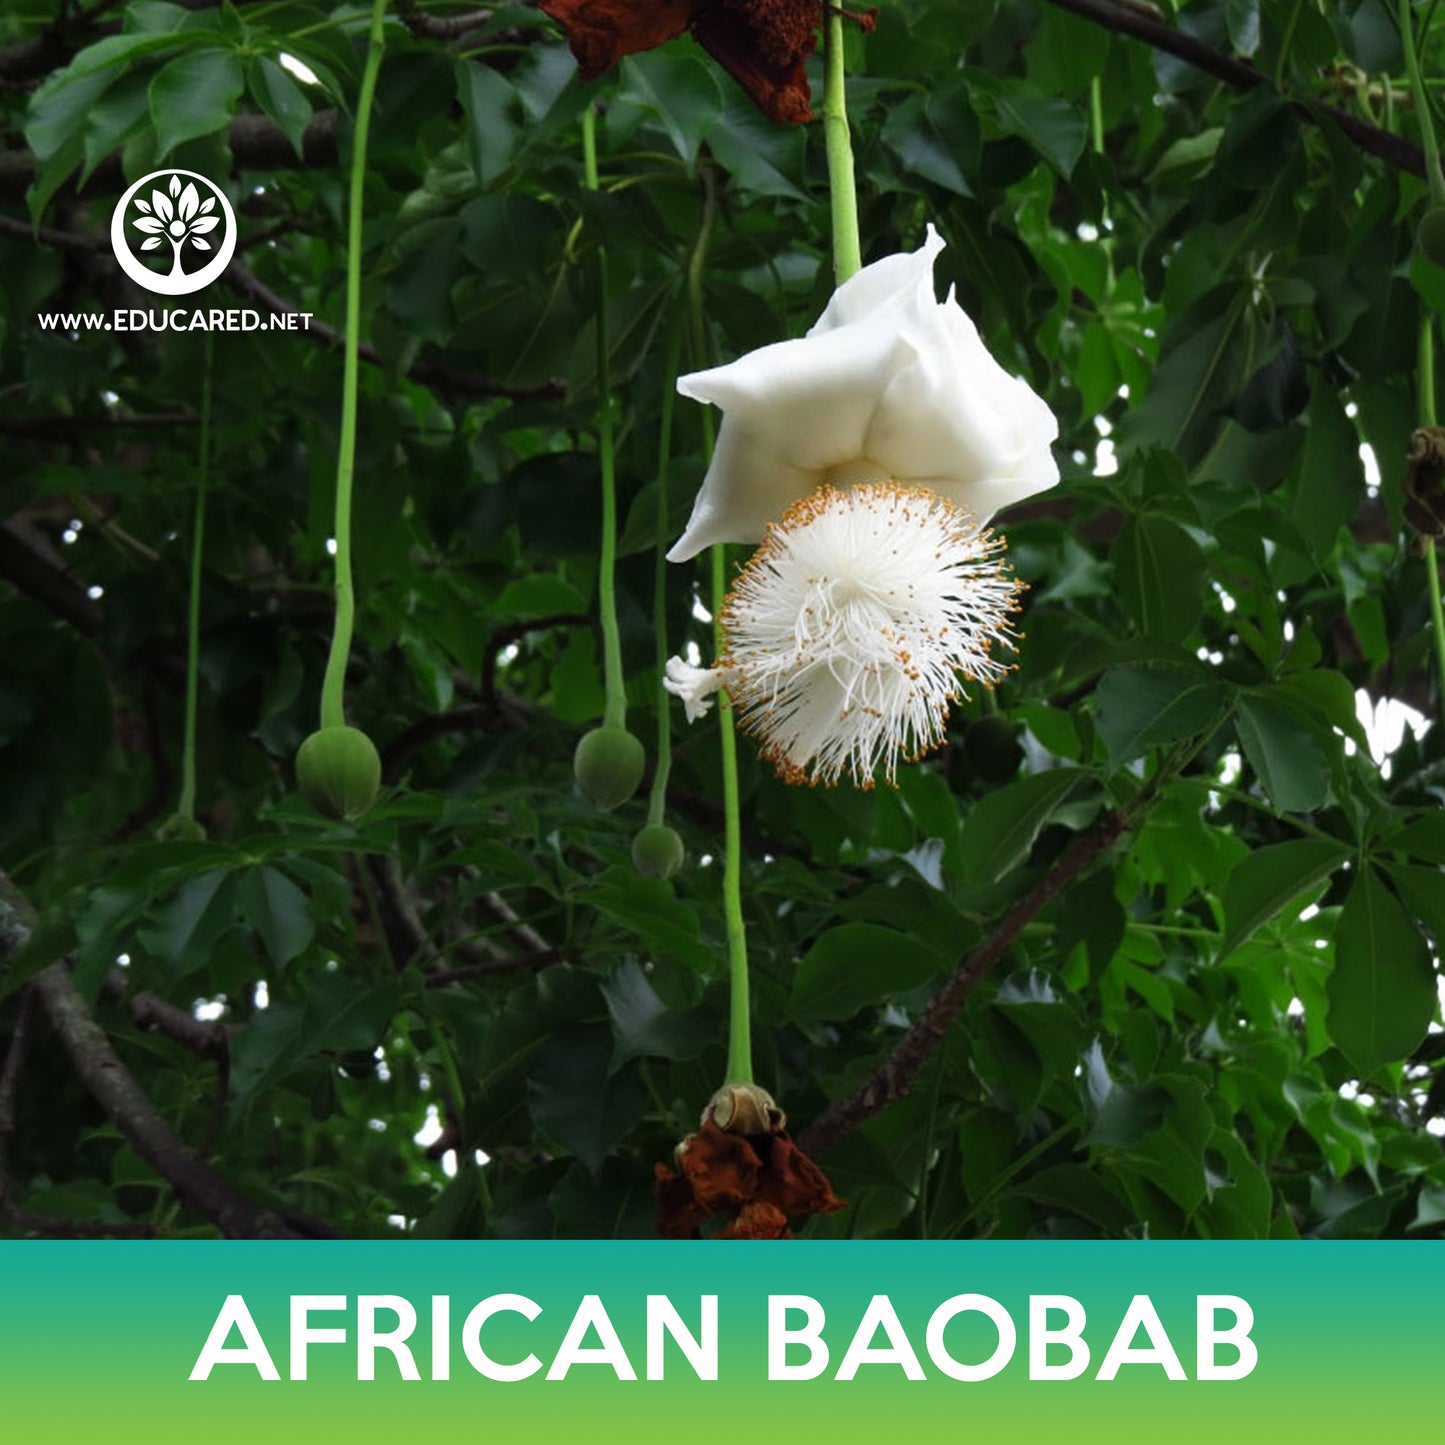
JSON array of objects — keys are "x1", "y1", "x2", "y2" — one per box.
[
  {"x1": 318, "y1": 0, "x2": 388, "y2": 732},
  {"x1": 177, "y1": 332, "x2": 213, "y2": 828},
  {"x1": 823, "y1": 7, "x2": 861, "y2": 284},
  {"x1": 582, "y1": 104, "x2": 627, "y2": 733},
  {"x1": 1400, "y1": 0, "x2": 1445, "y2": 208},
  {"x1": 685, "y1": 164, "x2": 751, "y2": 1086},
  {"x1": 1419, "y1": 317, "x2": 1445, "y2": 708}
]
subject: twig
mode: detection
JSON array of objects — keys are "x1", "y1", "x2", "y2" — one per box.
[
  {"x1": 797, "y1": 805, "x2": 1133, "y2": 1160},
  {"x1": 400, "y1": 6, "x2": 495, "y2": 39},
  {"x1": 425, "y1": 949, "x2": 563, "y2": 986},
  {"x1": 1044, "y1": 0, "x2": 1428, "y2": 179},
  {"x1": 481, "y1": 612, "x2": 590, "y2": 706},
  {"x1": 0, "y1": 522, "x2": 103, "y2": 636}
]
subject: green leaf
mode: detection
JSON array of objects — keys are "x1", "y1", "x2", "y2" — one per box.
[
  {"x1": 790, "y1": 923, "x2": 948, "y2": 1023},
  {"x1": 1113, "y1": 515, "x2": 1209, "y2": 642},
  {"x1": 1326, "y1": 868, "x2": 1436, "y2": 1076},
  {"x1": 602, "y1": 960, "x2": 714, "y2": 1072},
  {"x1": 1235, "y1": 691, "x2": 1331, "y2": 812},
  {"x1": 489, "y1": 573, "x2": 587, "y2": 619},
  {"x1": 1219, "y1": 838, "x2": 1350, "y2": 960},
  {"x1": 968, "y1": 72, "x2": 1086, "y2": 176},
  {"x1": 456, "y1": 58, "x2": 519, "y2": 186},
  {"x1": 237, "y1": 867, "x2": 313, "y2": 969},
  {"x1": 1270, "y1": 669, "x2": 1370, "y2": 751},
  {"x1": 957, "y1": 768, "x2": 1087, "y2": 884},
  {"x1": 1290, "y1": 390, "x2": 1365, "y2": 559},
  {"x1": 585, "y1": 868, "x2": 713, "y2": 974},
  {"x1": 249, "y1": 56, "x2": 312, "y2": 159},
  {"x1": 1384, "y1": 814, "x2": 1445, "y2": 864},
  {"x1": 149, "y1": 48, "x2": 245, "y2": 159},
  {"x1": 1095, "y1": 665, "x2": 1229, "y2": 764},
  {"x1": 140, "y1": 868, "x2": 239, "y2": 978},
  {"x1": 228, "y1": 970, "x2": 400, "y2": 1106},
  {"x1": 618, "y1": 51, "x2": 724, "y2": 167},
  {"x1": 527, "y1": 1025, "x2": 646, "y2": 1174},
  {"x1": 880, "y1": 83, "x2": 978, "y2": 195},
  {"x1": 1385, "y1": 864, "x2": 1445, "y2": 949},
  {"x1": 1226, "y1": 0, "x2": 1261, "y2": 56}
]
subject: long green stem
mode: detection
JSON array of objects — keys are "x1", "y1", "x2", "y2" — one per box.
[
  {"x1": 583, "y1": 106, "x2": 626, "y2": 731},
  {"x1": 647, "y1": 310, "x2": 685, "y2": 826},
  {"x1": 685, "y1": 168, "x2": 750, "y2": 1085},
  {"x1": 712, "y1": 541, "x2": 751, "y2": 1086},
  {"x1": 177, "y1": 332, "x2": 213, "y2": 823},
  {"x1": 823, "y1": 9, "x2": 861, "y2": 284},
  {"x1": 319, "y1": 0, "x2": 388, "y2": 731},
  {"x1": 1420, "y1": 317, "x2": 1445, "y2": 706},
  {"x1": 1401, "y1": 0, "x2": 1445, "y2": 207}
]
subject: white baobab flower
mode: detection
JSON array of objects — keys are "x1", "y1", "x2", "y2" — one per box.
[
  {"x1": 131, "y1": 174, "x2": 222, "y2": 282},
  {"x1": 667, "y1": 224, "x2": 1059, "y2": 562},
  {"x1": 665, "y1": 483, "x2": 1021, "y2": 788}
]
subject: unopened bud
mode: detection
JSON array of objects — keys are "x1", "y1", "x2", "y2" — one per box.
[
  {"x1": 573, "y1": 726, "x2": 645, "y2": 811},
  {"x1": 632, "y1": 823, "x2": 684, "y2": 878},
  {"x1": 296, "y1": 726, "x2": 381, "y2": 820},
  {"x1": 703, "y1": 1083, "x2": 786, "y2": 1136}
]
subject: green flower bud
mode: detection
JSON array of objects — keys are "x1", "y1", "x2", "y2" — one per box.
[
  {"x1": 296, "y1": 726, "x2": 381, "y2": 820},
  {"x1": 573, "y1": 726, "x2": 645, "y2": 811},
  {"x1": 632, "y1": 823, "x2": 684, "y2": 878},
  {"x1": 1419, "y1": 206, "x2": 1445, "y2": 269},
  {"x1": 155, "y1": 813, "x2": 206, "y2": 842}
]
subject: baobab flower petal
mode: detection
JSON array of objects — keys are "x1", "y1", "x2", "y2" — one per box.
[
  {"x1": 668, "y1": 225, "x2": 1059, "y2": 561},
  {"x1": 669, "y1": 483, "x2": 1022, "y2": 788}
]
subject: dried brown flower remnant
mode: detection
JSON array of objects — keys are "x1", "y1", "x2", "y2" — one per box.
[
  {"x1": 539, "y1": 0, "x2": 873, "y2": 125},
  {"x1": 655, "y1": 1119, "x2": 844, "y2": 1238},
  {"x1": 1404, "y1": 426, "x2": 1445, "y2": 544}
]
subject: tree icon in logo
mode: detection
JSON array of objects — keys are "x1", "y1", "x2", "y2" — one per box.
[
  {"x1": 109, "y1": 168, "x2": 238, "y2": 298},
  {"x1": 130, "y1": 174, "x2": 222, "y2": 282}
]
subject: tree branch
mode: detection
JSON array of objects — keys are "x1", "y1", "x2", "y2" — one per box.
[
  {"x1": 0, "y1": 111, "x2": 340, "y2": 203},
  {"x1": 797, "y1": 804, "x2": 1132, "y2": 1160},
  {"x1": 1044, "y1": 0, "x2": 1429, "y2": 179},
  {"x1": 0, "y1": 871, "x2": 328, "y2": 1238},
  {"x1": 0, "y1": 522, "x2": 103, "y2": 636}
]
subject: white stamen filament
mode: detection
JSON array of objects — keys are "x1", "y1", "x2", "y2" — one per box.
[{"x1": 667, "y1": 483, "x2": 1021, "y2": 788}]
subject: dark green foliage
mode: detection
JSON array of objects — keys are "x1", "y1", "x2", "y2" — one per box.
[{"x1": 1, "y1": 0, "x2": 1444, "y2": 1243}]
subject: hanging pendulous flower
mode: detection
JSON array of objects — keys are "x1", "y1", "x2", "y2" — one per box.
[
  {"x1": 538, "y1": 0, "x2": 863, "y2": 125},
  {"x1": 655, "y1": 1085, "x2": 844, "y2": 1238},
  {"x1": 666, "y1": 483, "x2": 1021, "y2": 787},
  {"x1": 667, "y1": 225, "x2": 1059, "y2": 562}
]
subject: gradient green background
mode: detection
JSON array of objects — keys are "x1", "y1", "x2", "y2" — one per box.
[{"x1": 0, "y1": 1243, "x2": 1435, "y2": 1442}]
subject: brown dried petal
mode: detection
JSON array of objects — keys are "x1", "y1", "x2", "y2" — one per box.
[{"x1": 539, "y1": 0, "x2": 692, "y2": 80}]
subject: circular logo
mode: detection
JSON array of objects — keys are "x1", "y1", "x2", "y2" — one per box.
[{"x1": 109, "y1": 168, "x2": 237, "y2": 297}]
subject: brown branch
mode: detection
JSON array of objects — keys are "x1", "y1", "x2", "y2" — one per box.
[
  {"x1": 401, "y1": 6, "x2": 496, "y2": 39},
  {"x1": 101, "y1": 969, "x2": 229, "y2": 1060},
  {"x1": 1043, "y1": 0, "x2": 1429, "y2": 179},
  {"x1": 0, "y1": 871, "x2": 327, "y2": 1238},
  {"x1": 0, "y1": 522, "x2": 103, "y2": 636},
  {"x1": 0, "y1": 111, "x2": 340, "y2": 203},
  {"x1": 481, "y1": 612, "x2": 590, "y2": 705},
  {"x1": 797, "y1": 805, "x2": 1132, "y2": 1160},
  {"x1": 425, "y1": 949, "x2": 563, "y2": 986},
  {"x1": 223, "y1": 261, "x2": 566, "y2": 402}
]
